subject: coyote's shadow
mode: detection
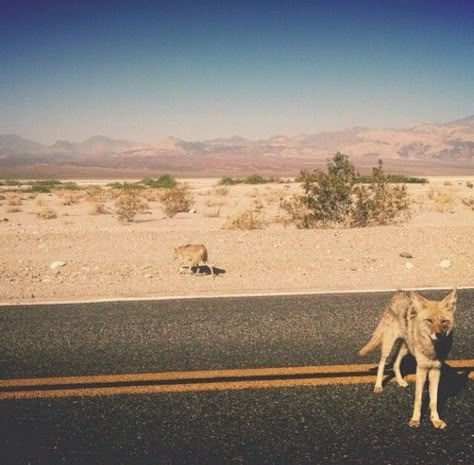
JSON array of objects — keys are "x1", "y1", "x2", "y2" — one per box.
[{"x1": 188, "y1": 265, "x2": 226, "y2": 276}]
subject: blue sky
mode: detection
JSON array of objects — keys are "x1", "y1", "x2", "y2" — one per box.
[{"x1": 1, "y1": 0, "x2": 473, "y2": 144}]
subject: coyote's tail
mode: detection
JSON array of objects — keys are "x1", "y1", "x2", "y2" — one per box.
[{"x1": 358, "y1": 321, "x2": 384, "y2": 356}]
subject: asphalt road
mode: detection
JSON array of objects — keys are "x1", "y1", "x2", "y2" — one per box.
[{"x1": 1, "y1": 289, "x2": 473, "y2": 464}]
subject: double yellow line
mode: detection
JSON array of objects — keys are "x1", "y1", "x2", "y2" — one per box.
[{"x1": 1, "y1": 360, "x2": 473, "y2": 400}]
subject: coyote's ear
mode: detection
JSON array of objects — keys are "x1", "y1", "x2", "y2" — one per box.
[
  {"x1": 410, "y1": 291, "x2": 428, "y2": 312},
  {"x1": 442, "y1": 288, "x2": 457, "y2": 312}
]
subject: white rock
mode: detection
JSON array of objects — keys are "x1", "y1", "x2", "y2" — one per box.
[
  {"x1": 405, "y1": 262, "x2": 414, "y2": 270},
  {"x1": 439, "y1": 259, "x2": 451, "y2": 268},
  {"x1": 50, "y1": 261, "x2": 66, "y2": 270}
]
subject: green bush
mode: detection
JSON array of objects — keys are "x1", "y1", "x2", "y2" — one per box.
[
  {"x1": 218, "y1": 176, "x2": 242, "y2": 185},
  {"x1": 61, "y1": 182, "x2": 81, "y2": 190},
  {"x1": 292, "y1": 154, "x2": 410, "y2": 228},
  {"x1": 106, "y1": 181, "x2": 142, "y2": 190},
  {"x1": 4, "y1": 179, "x2": 22, "y2": 186},
  {"x1": 245, "y1": 174, "x2": 279, "y2": 184},
  {"x1": 140, "y1": 175, "x2": 177, "y2": 189},
  {"x1": 27, "y1": 184, "x2": 52, "y2": 193},
  {"x1": 356, "y1": 173, "x2": 428, "y2": 184},
  {"x1": 299, "y1": 153, "x2": 356, "y2": 227}
]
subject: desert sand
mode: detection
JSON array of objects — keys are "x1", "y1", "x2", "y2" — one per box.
[{"x1": 1, "y1": 176, "x2": 473, "y2": 304}]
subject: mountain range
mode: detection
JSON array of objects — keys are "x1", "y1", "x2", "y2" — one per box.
[{"x1": 1, "y1": 115, "x2": 473, "y2": 177}]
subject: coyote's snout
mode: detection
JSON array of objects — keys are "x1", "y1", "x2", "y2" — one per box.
[
  {"x1": 174, "y1": 243, "x2": 214, "y2": 276},
  {"x1": 359, "y1": 289, "x2": 457, "y2": 429}
]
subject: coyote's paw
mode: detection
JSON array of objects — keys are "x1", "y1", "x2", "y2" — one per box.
[
  {"x1": 397, "y1": 379, "x2": 409, "y2": 388},
  {"x1": 431, "y1": 418, "x2": 447, "y2": 429},
  {"x1": 373, "y1": 386, "x2": 383, "y2": 394},
  {"x1": 408, "y1": 418, "x2": 420, "y2": 428}
]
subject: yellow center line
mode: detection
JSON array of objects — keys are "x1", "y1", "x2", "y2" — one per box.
[
  {"x1": 1, "y1": 360, "x2": 472, "y2": 400},
  {"x1": 0, "y1": 363, "x2": 380, "y2": 388}
]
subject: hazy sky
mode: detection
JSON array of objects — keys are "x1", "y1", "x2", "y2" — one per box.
[{"x1": 1, "y1": 0, "x2": 473, "y2": 144}]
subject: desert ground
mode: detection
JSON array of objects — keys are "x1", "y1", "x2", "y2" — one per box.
[{"x1": 1, "y1": 176, "x2": 474, "y2": 304}]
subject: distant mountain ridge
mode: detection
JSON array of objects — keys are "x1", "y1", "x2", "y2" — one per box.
[{"x1": 1, "y1": 115, "x2": 473, "y2": 176}]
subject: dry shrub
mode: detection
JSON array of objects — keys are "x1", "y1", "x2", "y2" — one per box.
[
  {"x1": 252, "y1": 198, "x2": 264, "y2": 211},
  {"x1": 142, "y1": 188, "x2": 161, "y2": 202},
  {"x1": 462, "y1": 197, "x2": 474, "y2": 210},
  {"x1": 36, "y1": 207, "x2": 57, "y2": 219},
  {"x1": 8, "y1": 196, "x2": 22, "y2": 206},
  {"x1": 214, "y1": 185, "x2": 229, "y2": 196},
  {"x1": 89, "y1": 202, "x2": 109, "y2": 215},
  {"x1": 115, "y1": 190, "x2": 148, "y2": 222},
  {"x1": 159, "y1": 183, "x2": 194, "y2": 217},
  {"x1": 467, "y1": 181, "x2": 473, "y2": 189},
  {"x1": 428, "y1": 189, "x2": 456, "y2": 212},
  {"x1": 222, "y1": 209, "x2": 265, "y2": 230},
  {"x1": 279, "y1": 195, "x2": 310, "y2": 227},
  {"x1": 263, "y1": 188, "x2": 285, "y2": 205},
  {"x1": 7, "y1": 207, "x2": 21, "y2": 213},
  {"x1": 58, "y1": 191, "x2": 83, "y2": 206},
  {"x1": 85, "y1": 186, "x2": 108, "y2": 203}
]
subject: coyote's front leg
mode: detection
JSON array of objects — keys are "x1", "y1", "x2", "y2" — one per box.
[
  {"x1": 409, "y1": 366, "x2": 428, "y2": 427},
  {"x1": 428, "y1": 367, "x2": 446, "y2": 429}
]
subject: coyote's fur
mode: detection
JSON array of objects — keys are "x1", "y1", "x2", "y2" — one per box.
[
  {"x1": 359, "y1": 289, "x2": 457, "y2": 428},
  {"x1": 174, "y1": 244, "x2": 214, "y2": 276}
]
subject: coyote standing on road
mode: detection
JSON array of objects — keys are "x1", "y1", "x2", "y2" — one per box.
[
  {"x1": 174, "y1": 244, "x2": 214, "y2": 276},
  {"x1": 359, "y1": 289, "x2": 457, "y2": 428}
]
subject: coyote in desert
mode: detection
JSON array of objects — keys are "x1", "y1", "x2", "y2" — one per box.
[
  {"x1": 359, "y1": 289, "x2": 457, "y2": 428},
  {"x1": 174, "y1": 244, "x2": 214, "y2": 276}
]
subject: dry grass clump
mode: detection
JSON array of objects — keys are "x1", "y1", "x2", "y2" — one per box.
[
  {"x1": 427, "y1": 188, "x2": 456, "y2": 212},
  {"x1": 56, "y1": 190, "x2": 83, "y2": 205},
  {"x1": 36, "y1": 207, "x2": 58, "y2": 219},
  {"x1": 214, "y1": 185, "x2": 229, "y2": 196},
  {"x1": 462, "y1": 197, "x2": 474, "y2": 210},
  {"x1": 279, "y1": 194, "x2": 310, "y2": 227},
  {"x1": 263, "y1": 188, "x2": 286, "y2": 205},
  {"x1": 84, "y1": 186, "x2": 108, "y2": 203},
  {"x1": 7, "y1": 196, "x2": 22, "y2": 207},
  {"x1": 141, "y1": 188, "x2": 161, "y2": 202},
  {"x1": 252, "y1": 198, "x2": 264, "y2": 211},
  {"x1": 6, "y1": 207, "x2": 21, "y2": 213},
  {"x1": 89, "y1": 202, "x2": 109, "y2": 215},
  {"x1": 159, "y1": 183, "x2": 194, "y2": 218},
  {"x1": 222, "y1": 209, "x2": 265, "y2": 230}
]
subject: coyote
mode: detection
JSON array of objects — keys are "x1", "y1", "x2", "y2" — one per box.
[
  {"x1": 359, "y1": 289, "x2": 457, "y2": 428},
  {"x1": 174, "y1": 244, "x2": 214, "y2": 276}
]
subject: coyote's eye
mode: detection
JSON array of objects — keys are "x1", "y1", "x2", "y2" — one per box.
[
  {"x1": 441, "y1": 320, "x2": 450, "y2": 326},
  {"x1": 425, "y1": 319, "x2": 433, "y2": 324}
]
